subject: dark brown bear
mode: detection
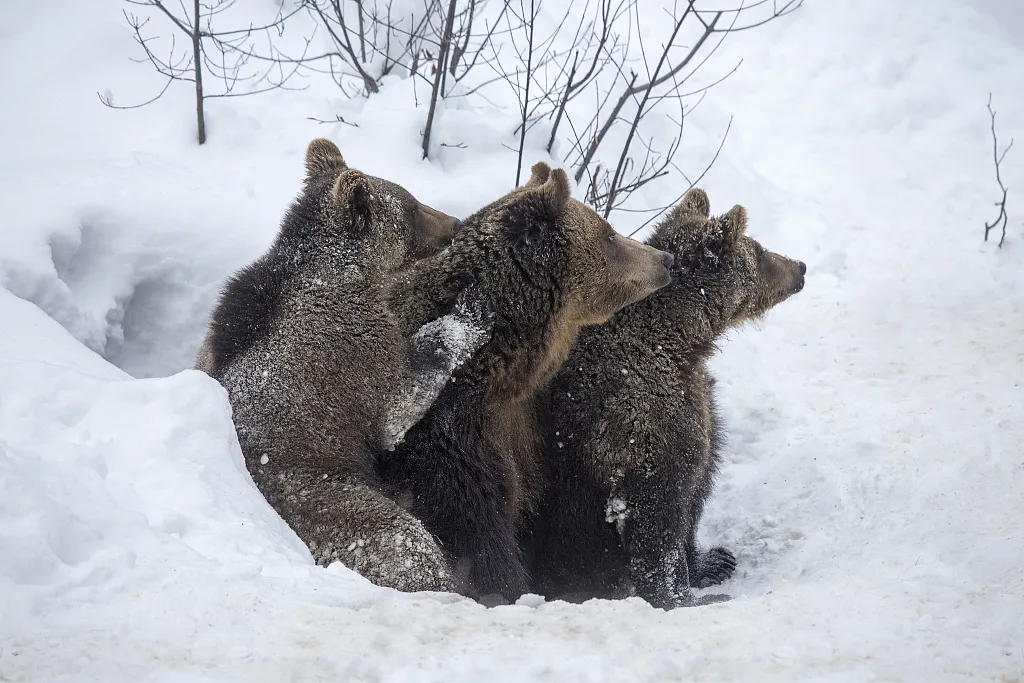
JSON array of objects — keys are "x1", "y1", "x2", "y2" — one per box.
[
  {"x1": 196, "y1": 139, "x2": 488, "y2": 594},
  {"x1": 379, "y1": 163, "x2": 675, "y2": 603},
  {"x1": 526, "y1": 188, "x2": 806, "y2": 609}
]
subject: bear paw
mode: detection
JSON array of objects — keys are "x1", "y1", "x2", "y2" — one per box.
[{"x1": 690, "y1": 547, "x2": 737, "y2": 588}]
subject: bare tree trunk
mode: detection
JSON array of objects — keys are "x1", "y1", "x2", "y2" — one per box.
[
  {"x1": 422, "y1": 0, "x2": 458, "y2": 159},
  {"x1": 356, "y1": 0, "x2": 367, "y2": 62},
  {"x1": 515, "y1": 0, "x2": 535, "y2": 186},
  {"x1": 192, "y1": 0, "x2": 206, "y2": 145}
]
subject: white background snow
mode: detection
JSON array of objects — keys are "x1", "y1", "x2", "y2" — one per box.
[{"x1": 1, "y1": 0, "x2": 1023, "y2": 680}]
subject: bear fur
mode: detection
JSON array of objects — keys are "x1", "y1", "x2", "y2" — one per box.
[
  {"x1": 526, "y1": 188, "x2": 806, "y2": 609},
  {"x1": 379, "y1": 163, "x2": 675, "y2": 603},
  {"x1": 197, "y1": 138, "x2": 490, "y2": 593}
]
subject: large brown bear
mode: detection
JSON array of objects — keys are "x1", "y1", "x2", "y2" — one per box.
[
  {"x1": 197, "y1": 139, "x2": 488, "y2": 593},
  {"x1": 379, "y1": 163, "x2": 675, "y2": 603},
  {"x1": 526, "y1": 188, "x2": 806, "y2": 609}
]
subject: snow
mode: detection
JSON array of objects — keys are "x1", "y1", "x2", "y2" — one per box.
[{"x1": 1, "y1": 0, "x2": 1023, "y2": 680}]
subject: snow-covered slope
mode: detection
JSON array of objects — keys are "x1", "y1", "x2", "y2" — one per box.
[{"x1": 1, "y1": 0, "x2": 1022, "y2": 680}]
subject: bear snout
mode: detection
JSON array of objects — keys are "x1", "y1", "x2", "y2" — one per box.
[
  {"x1": 652, "y1": 249, "x2": 674, "y2": 288},
  {"x1": 793, "y1": 261, "x2": 807, "y2": 292},
  {"x1": 413, "y1": 203, "x2": 462, "y2": 256}
]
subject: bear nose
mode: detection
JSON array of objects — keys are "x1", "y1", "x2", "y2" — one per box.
[
  {"x1": 452, "y1": 218, "x2": 462, "y2": 234},
  {"x1": 798, "y1": 261, "x2": 807, "y2": 275},
  {"x1": 661, "y1": 252, "x2": 675, "y2": 269}
]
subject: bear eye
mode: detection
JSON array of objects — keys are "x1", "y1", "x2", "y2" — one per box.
[{"x1": 607, "y1": 233, "x2": 617, "y2": 244}]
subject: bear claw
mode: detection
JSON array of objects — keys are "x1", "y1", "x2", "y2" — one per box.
[{"x1": 691, "y1": 546, "x2": 737, "y2": 588}]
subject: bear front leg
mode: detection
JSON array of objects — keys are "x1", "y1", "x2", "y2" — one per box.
[
  {"x1": 679, "y1": 459, "x2": 736, "y2": 590},
  {"x1": 458, "y1": 511, "x2": 530, "y2": 605},
  {"x1": 382, "y1": 429, "x2": 530, "y2": 602},
  {"x1": 615, "y1": 466, "x2": 694, "y2": 609},
  {"x1": 416, "y1": 461, "x2": 529, "y2": 603}
]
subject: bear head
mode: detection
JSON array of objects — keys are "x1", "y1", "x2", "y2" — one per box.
[
  {"x1": 648, "y1": 187, "x2": 805, "y2": 328},
  {"x1": 448, "y1": 163, "x2": 673, "y2": 395},
  {"x1": 480, "y1": 162, "x2": 673, "y2": 326},
  {"x1": 303, "y1": 138, "x2": 460, "y2": 266}
]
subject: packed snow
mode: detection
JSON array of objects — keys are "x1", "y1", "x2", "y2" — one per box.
[{"x1": 2, "y1": 0, "x2": 1023, "y2": 680}]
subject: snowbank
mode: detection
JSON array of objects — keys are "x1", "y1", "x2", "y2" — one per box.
[{"x1": 1, "y1": 0, "x2": 1022, "y2": 680}]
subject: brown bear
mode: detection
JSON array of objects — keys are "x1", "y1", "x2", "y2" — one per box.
[
  {"x1": 379, "y1": 163, "x2": 675, "y2": 603},
  {"x1": 526, "y1": 188, "x2": 806, "y2": 609},
  {"x1": 196, "y1": 138, "x2": 490, "y2": 593}
]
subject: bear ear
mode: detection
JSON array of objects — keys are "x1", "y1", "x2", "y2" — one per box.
[
  {"x1": 305, "y1": 138, "x2": 347, "y2": 177},
  {"x1": 719, "y1": 204, "x2": 748, "y2": 245},
  {"x1": 524, "y1": 162, "x2": 551, "y2": 188},
  {"x1": 513, "y1": 167, "x2": 571, "y2": 246},
  {"x1": 332, "y1": 169, "x2": 372, "y2": 228},
  {"x1": 538, "y1": 167, "x2": 571, "y2": 211},
  {"x1": 679, "y1": 187, "x2": 711, "y2": 218}
]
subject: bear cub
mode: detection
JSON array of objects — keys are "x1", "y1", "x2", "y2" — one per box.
[
  {"x1": 197, "y1": 139, "x2": 487, "y2": 593},
  {"x1": 528, "y1": 188, "x2": 806, "y2": 609},
  {"x1": 380, "y1": 164, "x2": 675, "y2": 603}
]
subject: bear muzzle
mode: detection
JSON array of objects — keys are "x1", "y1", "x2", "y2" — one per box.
[
  {"x1": 793, "y1": 261, "x2": 807, "y2": 292},
  {"x1": 414, "y1": 203, "x2": 462, "y2": 256}
]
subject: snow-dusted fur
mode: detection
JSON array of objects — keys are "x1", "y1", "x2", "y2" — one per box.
[
  {"x1": 528, "y1": 189, "x2": 806, "y2": 609},
  {"x1": 380, "y1": 164, "x2": 674, "y2": 603},
  {"x1": 198, "y1": 139, "x2": 487, "y2": 593}
]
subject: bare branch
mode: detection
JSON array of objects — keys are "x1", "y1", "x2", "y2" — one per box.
[
  {"x1": 574, "y1": 4, "x2": 719, "y2": 184},
  {"x1": 514, "y1": 0, "x2": 537, "y2": 185},
  {"x1": 627, "y1": 115, "x2": 732, "y2": 237},
  {"x1": 307, "y1": 114, "x2": 360, "y2": 127},
  {"x1": 97, "y1": 78, "x2": 174, "y2": 109},
  {"x1": 984, "y1": 93, "x2": 1013, "y2": 248},
  {"x1": 127, "y1": 0, "x2": 193, "y2": 36}
]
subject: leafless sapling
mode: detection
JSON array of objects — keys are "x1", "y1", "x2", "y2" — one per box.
[
  {"x1": 983, "y1": 93, "x2": 1013, "y2": 248},
  {"x1": 100, "y1": 0, "x2": 304, "y2": 145}
]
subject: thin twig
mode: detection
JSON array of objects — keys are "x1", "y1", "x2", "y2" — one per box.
[
  {"x1": 307, "y1": 114, "x2": 360, "y2": 127},
  {"x1": 984, "y1": 93, "x2": 1013, "y2": 248},
  {"x1": 515, "y1": 0, "x2": 536, "y2": 185},
  {"x1": 627, "y1": 115, "x2": 732, "y2": 237}
]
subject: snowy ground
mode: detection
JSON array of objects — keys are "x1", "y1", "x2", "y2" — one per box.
[{"x1": 2, "y1": 0, "x2": 1023, "y2": 680}]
